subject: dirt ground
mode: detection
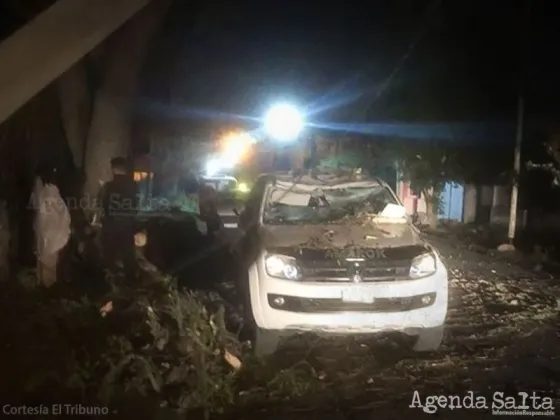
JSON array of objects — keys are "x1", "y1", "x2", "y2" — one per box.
[
  {"x1": 0, "y1": 231, "x2": 559, "y2": 419},
  {"x1": 222, "y1": 233, "x2": 560, "y2": 419}
]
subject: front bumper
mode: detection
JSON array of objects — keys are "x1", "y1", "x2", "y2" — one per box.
[{"x1": 248, "y1": 255, "x2": 448, "y2": 335}]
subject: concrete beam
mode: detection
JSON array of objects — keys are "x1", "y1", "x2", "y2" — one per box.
[{"x1": 0, "y1": 0, "x2": 153, "y2": 125}]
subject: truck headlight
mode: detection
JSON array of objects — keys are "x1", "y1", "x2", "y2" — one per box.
[
  {"x1": 409, "y1": 253, "x2": 436, "y2": 279},
  {"x1": 265, "y1": 254, "x2": 301, "y2": 280}
]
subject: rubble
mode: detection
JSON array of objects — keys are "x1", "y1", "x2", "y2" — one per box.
[{"x1": 497, "y1": 243, "x2": 516, "y2": 252}]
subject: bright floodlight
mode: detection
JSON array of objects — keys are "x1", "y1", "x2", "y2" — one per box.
[
  {"x1": 264, "y1": 104, "x2": 303, "y2": 142},
  {"x1": 205, "y1": 158, "x2": 221, "y2": 177}
]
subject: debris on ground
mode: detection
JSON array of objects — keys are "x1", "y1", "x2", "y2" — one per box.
[
  {"x1": 100, "y1": 300, "x2": 113, "y2": 317},
  {"x1": 497, "y1": 243, "x2": 516, "y2": 252},
  {"x1": 0, "y1": 229, "x2": 559, "y2": 419},
  {"x1": 224, "y1": 350, "x2": 242, "y2": 371}
]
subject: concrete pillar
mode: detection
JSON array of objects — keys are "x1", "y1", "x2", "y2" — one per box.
[
  {"x1": 476, "y1": 185, "x2": 493, "y2": 223},
  {"x1": 479, "y1": 185, "x2": 494, "y2": 206},
  {"x1": 462, "y1": 184, "x2": 477, "y2": 224},
  {"x1": 0, "y1": 0, "x2": 153, "y2": 125},
  {"x1": 490, "y1": 185, "x2": 510, "y2": 225}
]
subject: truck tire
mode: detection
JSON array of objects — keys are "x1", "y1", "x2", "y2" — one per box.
[
  {"x1": 254, "y1": 328, "x2": 280, "y2": 357},
  {"x1": 412, "y1": 325, "x2": 444, "y2": 352}
]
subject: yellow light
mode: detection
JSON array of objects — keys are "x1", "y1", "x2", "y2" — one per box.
[
  {"x1": 237, "y1": 182, "x2": 250, "y2": 193},
  {"x1": 220, "y1": 132, "x2": 254, "y2": 166},
  {"x1": 134, "y1": 171, "x2": 149, "y2": 181}
]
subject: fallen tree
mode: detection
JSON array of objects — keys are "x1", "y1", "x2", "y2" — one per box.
[{"x1": 0, "y1": 278, "x2": 241, "y2": 414}]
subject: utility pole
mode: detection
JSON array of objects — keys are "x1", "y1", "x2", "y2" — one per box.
[{"x1": 506, "y1": 0, "x2": 531, "y2": 246}]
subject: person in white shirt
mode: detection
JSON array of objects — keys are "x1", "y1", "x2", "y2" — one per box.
[{"x1": 32, "y1": 165, "x2": 71, "y2": 288}]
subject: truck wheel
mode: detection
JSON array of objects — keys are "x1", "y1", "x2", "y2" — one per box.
[
  {"x1": 254, "y1": 328, "x2": 280, "y2": 357},
  {"x1": 236, "y1": 269, "x2": 252, "y2": 319},
  {"x1": 412, "y1": 326, "x2": 444, "y2": 352}
]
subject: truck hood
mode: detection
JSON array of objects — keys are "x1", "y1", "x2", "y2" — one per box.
[{"x1": 261, "y1": 222, "x2": 422, "y2": 249}]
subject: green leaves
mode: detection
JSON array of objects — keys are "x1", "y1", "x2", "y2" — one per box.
[
  {"x1": 377, "y1": 137, "x2": 509, "y2": 188},
  {"x1": 318, "y1": 152, "x2": 367, "y2": 170}
]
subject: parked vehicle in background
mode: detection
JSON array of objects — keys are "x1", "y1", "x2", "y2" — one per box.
[
  {"x1": 200, "y1": 174, "x2": 238, "y2": 195},
  {"x1": 201, "y1": 174, "x2": 249, "y2": 228}
]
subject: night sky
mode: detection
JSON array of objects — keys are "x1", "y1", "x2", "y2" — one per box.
[
  {"x1": 1, "y1": 0, "x2": 559, "y2": 131},
  {"x1": 139, "y1": 0, "x2": 560, "y2": 129}
]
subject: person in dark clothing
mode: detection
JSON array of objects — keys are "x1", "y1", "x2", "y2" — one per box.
[
  {"x1": 198, "y1": 184, "x2": 223, "y2": 235},
  {"x1": 100, "y1": 157, "x2": 138, "y2": 284},
  {"x1": 182, "y1": 170, "x2": 200, "y2": 195}
]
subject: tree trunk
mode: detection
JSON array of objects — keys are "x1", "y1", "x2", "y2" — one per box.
[
  {"x1": 83, "y1": 90, "x2": 131, "y2": 204},
  {"x1": 83, "y1": 0, "x2": 171, "y2": 210},
  {"x1": 423, "y1": 188, "x2": 438, "y2": 230},
  {"x1": 57, "y1": 61, "x2": 92, "y2": 168}
]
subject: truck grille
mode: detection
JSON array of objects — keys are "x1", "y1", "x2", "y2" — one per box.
[{"x1": 300, "y1": 259, "x2": 410, "y2": 282}]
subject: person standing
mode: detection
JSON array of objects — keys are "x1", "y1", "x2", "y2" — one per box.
[
  {"x1": 198, "y1": 184, "x2": 223, "y2": 235},
  {"x1": 99, "y1": 157, "x2": 138, "y2": 285},
  {"x1": 33, "y1": 165, "x2": 71, "y2": 288}
]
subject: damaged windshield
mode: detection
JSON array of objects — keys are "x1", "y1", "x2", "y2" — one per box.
[{"x1": 263, "y1": 182, "x2": 400, "y2": 225}]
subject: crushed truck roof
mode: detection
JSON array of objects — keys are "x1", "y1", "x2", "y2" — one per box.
[{"x1": 268, "y1": 170, "x2": 383, "y2": 188}]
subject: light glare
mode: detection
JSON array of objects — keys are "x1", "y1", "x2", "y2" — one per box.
[
  {"x1": 205, "y1": 158, "x2": 221, "y2": 176},
  {"x1": 237, "y1": 182, "x2": 250, "y2": 193},
  {"x1": 221, "y1": 132, "x2": 252, "y2": 165},
  {"x1": 264, "y1": 104, "x2": 303, "y2": 142}
]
